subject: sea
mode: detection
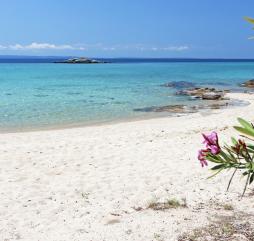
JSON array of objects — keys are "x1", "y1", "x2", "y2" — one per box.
[{"x1": 0, "y1": 57, "x2": 254, "y2": 131}]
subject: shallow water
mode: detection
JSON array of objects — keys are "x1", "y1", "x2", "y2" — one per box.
[{"x1": 0, "y1": 61, "x2": 253, "y2": 130}]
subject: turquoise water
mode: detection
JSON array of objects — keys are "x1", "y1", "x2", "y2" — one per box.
[{"x1": 0, "y1": 62, "x2": 254, "y2": 130}]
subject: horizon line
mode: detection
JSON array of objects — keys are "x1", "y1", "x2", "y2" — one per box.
[{"x1": 1, "y1": 55, "x2": 254, "y2": 60}]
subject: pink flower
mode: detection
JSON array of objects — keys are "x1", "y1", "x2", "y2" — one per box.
[
  {"x1": 198, "y1": 149, "x2": 208, "y2": 167},
  {"x1": 202, "y1": 131, "x2": 221, "y2": 155}
]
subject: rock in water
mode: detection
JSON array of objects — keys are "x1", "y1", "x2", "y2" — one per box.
[
  {"x1": 134, "y1": 105, "x2": 198, "y2": 113},
  {"x1": 240, "y1": 79, "x2": 254, "y2": 88},
  {"x1": 176, "y1": 87, "x2": 225, "y2": 100},
  {"x1": 54, "y1": 57, "x2": 107, "y2": 64},
  {"x1": 201, "y1": 92, "x2": 224, "y2": 100},
  {"x1": 133, "y1": 101, "x2": 232, "y2": 114},
  {"x1": 151, "y1": 105, "x2": 196, "y2": 113}
]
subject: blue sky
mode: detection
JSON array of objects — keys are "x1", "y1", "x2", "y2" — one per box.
[{"x1": 0, "y1": 0, "x2": 254, "y2": 58}]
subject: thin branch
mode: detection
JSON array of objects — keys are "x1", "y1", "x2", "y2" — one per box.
[
  {"x1": 242, "y1": 173, "x2": 250, "y2": 198},
  {"x1": 240, "y1": 134, "x2": 254, "y2": 142},
  {"x1": 227, "y1": 168, "x2": 238, "y2": 191}
]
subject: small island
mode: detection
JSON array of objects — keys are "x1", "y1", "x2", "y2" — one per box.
[{"x1": 54, "y1": 57, "x2": 108, "y2": 64}]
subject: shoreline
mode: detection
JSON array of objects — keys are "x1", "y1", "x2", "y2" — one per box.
[
  {"x1": 1, "y1": 92, "x2": 254, "y2": 240},
  {"x1": 0, "y1": 92, "x2": 251, "y2": 134}
]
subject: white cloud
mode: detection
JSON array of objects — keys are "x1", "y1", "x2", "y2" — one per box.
[
  {"x1": 0, "y1": 45, "x2": 7, "y2": 50},
  {"x1": 2, "y1": 42, "x2": 86, "y2": 51},
  {"x1": 9, "y1": 44, "x2": 25, "y2": 50},
  {"x1": 162, "y1": 46, "x2": 189, "y2": 51},
  {"x1": 0, "y1": 42, "x2": 190, "y2": 52},
  {"x1": 102, "y1": 47, "x2": 116, "y2": 51},
  {"x1": 135, "y1": 45, "x2": 190, "y2": 52},
  {"x1": 96, "y1": 44, "x2": 190, "y2": 52}
]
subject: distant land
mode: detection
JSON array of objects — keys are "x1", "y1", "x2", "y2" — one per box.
[
  {"x1": 54, "y1": 57, "x2": 107, "y2": 64},
  {"x1": 1, "y1": 55, "x2": 254, "y2": 63}
]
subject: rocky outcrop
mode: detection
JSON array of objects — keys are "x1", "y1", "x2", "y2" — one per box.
[
  {"x1": 133, "y1": 101, "x2": 232, "y2": 114},
  {"x1": 134, "y1": 84, "x2": 235, "y2": 114},
  {"x1": 134, "y1": 105, "x2": 197, "y2": 113},
  {"x1": 161, "y1": 81, "x2": 196, "y2": 88},
  {"x1": 176, "y1": 87, "x2": 226, "y2": 100},
  {"x1": 240, "y1": 80, "x2": 254, "y2": 88},
  {"x1": 201, "y1": 92, "x2": 225, "y2": 100},
  {"x1": 54, "y1": 57, "x2": 107, "y2": 64}
]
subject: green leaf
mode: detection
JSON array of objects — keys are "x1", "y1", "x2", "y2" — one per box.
[
  {"x1": 243, "y1": 171, "x2": 249, "y2": 176},
  {"x1": 234, "y1": 126, "x2": 254, "y2": 137},
  {"x1": 249, "y1": 173, "x2": 254, "y2": 184},
  {"x1": 247, "y1": 146, "x2": 254, "y2": 154},
  {"x1": 206, "y1": 155, "x2": 224, "y2": 163},
  {"x1": 225, "y1": 148, "x2": 238, "y2": 162},
  {"x1": 211, "y1": 164, "x2": 225, "y2": 170},
  {"x1": 245, "y1": 17, "x2": 254, "y2": 24},
  {"x1": 207, "y1": 168, "x2": 224, "y2": 179},
  {"x1": 220, "y1": 150, "x2": 235, "y2": 163},
  {"x1": 231, "y1": 137, "x2": 238, "y2": 145},
  {"x1": 247, "y1": 144, "x2": 254, "y2": 150},
  {"x1": 238, "y1": 118, "x2": 254, "y2": 131}
]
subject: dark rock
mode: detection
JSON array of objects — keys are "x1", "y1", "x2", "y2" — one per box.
[
  {"x1": 133, "y1": 106, "x2": 158, "y2": 112},
  {"x1": 134, "y1": 105, "x2": 198, "y2": 113},
  {"x1": 208, "y1": 102, "x2": 229, "y2": 109},
  {"x1": 54, "y1": 57, "x2": 107, "y2": 64},
  {"x1": 152, "y1": 105, "x2": 197, "y2": 113},
  {"x1": 134, "y1": 101, "x2": 232, "y2": 114},
  {"x1": 161, "y1": 81, "x2": 195, "y2": 88},
  {"x1": 240, "y1": 79, "x2": 254, "y2": 88},
  {"x1": 202, "y1": 92, "x2": 224, "y2": 100},
  {"x1": 176, "y1": 87, "x2": 225, "y2": 100},
  {"x1": 176, "y1": 87, "x2": 213, "y2": 97}
]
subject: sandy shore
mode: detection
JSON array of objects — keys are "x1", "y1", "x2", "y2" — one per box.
[{"x1": 1, "y1": 92, "x2": 254, "y2": 241}]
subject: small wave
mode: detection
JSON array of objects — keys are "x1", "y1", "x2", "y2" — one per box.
[
  {"x1": 66, "y1": 92, "x2": 83, "y2": 95},
  {"x1": 34, "y1": 94, "x2": 49, "y2": 98}
]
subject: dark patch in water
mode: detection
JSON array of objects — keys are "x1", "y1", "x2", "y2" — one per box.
[
  {"x1": 79, "y1": 99, "x2": 88, "y2": 103},
  {"x1": 88, "y1": 95, "x2": 115, "y2": 100},
  {"x1": 50, "y1": 84, "x2": 83, "y2": 88},
  {"x1": 113, "y1": 100, "x2": 131, "y2": 105},
  {"x1": 79, "y1": 100, "x2": 108, "y2": 105},
  {"x1": 200, "y1": 82, "x2": 231, "y2": 86},
  {"x1": 96, "y1": 102, "x2": 108, "y2": 106},
  {"x1": 34, "y1": 94, "x2": 49, "y2": 98},
  {"x1": 5, "y1": 93, "x2": 12, "y2": 96},
  {"x1": 66, "y1": 92, "x2": 82, "y2": 95},
  {"x1": 161, "y1": 81, "x2": 196, "y2": 88},
  {"x1": 113, "y1": 101, "x2": 124, "y2": 105},
  {"x1": 35, "y1": 87, "x2": 55, "y2": 91},
  {"x1": 78, "y1": 100, "x2": 108, "y2": 105},
  {"x1": 134, "y1": 106, "x2": 158, "y2": 112}
]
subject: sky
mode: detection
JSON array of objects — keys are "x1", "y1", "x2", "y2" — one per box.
[{"x1": 0, "y1": 0, "x2": 254, "y2": 58}]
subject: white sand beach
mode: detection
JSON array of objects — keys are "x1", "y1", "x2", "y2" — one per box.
[{"x1": 1, "y1": 92, "x2": 254, "y2": 241}]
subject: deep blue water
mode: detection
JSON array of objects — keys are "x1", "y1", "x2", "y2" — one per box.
[{"x1": 0, "y1": 59, "x2": 253, "y2": 130}]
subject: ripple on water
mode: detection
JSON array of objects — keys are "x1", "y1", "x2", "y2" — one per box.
[
  {"x1": 33, "y1": 94, "x2": 49, "y2": 98},
  {"x1": 0, "y1": 61, "x2": 253, "y2": 130},
  {"x1": 66, "y1": 92, "x2": 83, "y2": 95}
]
